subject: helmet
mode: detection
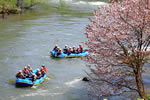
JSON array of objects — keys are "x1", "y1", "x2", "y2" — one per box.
[
  {"x1": 24, "y1": 66, "x2": 27, "y2": 69},
  {"x1": 40, "y1": 68, "x2": 43, "y2": 70},
  {"x1": 37, "y1": 69, "x2": 40, "y2": 71},
  {"x1": 42, "y1": 64, "x2": 45, "y2": 67},
  {"x1": 32, "y1": 73, "x2": 35, "y2": 76},
  {"x1": 19, "y1": 70, "x2": 22, "y2": 72},
  {"x1": 27, "y1": 64, "x2": 31, "y2": 67}
]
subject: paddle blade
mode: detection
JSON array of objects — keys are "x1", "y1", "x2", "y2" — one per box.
[
  {"x1": 31, "y1": 86, "x2": 37, "y2": 89},
  {"x1": 9, "y1": 80, "x2": 15, "y2": 84},
  {"x1": 47, "y1": 75, "x2": 50, "y2": 79},
  {"x1": 46, "y1": 75, "x2": 50, "y2": 80}
]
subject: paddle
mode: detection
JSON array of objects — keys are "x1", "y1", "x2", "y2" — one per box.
[
  {"x1": 47, "y1": 75, "x2": 50, "y2": 79},
  {"x1": 31, "y1": 86, "x2": 37, "y2": 89},
  {"x1": 9, "y1": 80, "x2": 15, "y2": 84},
  {"x1": 31, "y1": 75, "x2": 50, "y2": 88}
]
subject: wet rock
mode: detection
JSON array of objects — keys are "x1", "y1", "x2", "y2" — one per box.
[{"x1": 82, "y1": 77, "x2": 90, "y2": 82}]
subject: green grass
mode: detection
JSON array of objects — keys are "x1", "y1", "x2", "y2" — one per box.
[
  {"x1": 137, "y1": 94, "x2": 150, "y2": 100},
  {"x1": 0, "y1": 0, "x2": 48, "y2": 14}
]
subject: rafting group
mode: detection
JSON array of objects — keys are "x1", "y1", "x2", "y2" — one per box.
[
  {"x1": 16, "y1": 64, "x2": 47, "y2": 82},
  {"x1": 51, "y1": 44, "x2": 88, "y2": 58},
  {"x1": 15, "y1": 44, "x2": 88, "y2": 86},
  {"x1": 52, "y1": 44, "x2": 84, "y2": 56}
]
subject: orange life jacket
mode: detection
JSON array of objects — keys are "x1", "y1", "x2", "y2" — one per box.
[
  {"x1": 79, "y1": 45, "x2": 83, "y2": 49},
  {"x1": 17, "y1": 73, "x2": 23, "y2": 78},
  {"x1": 43, "y1": 67, "x2": 47, "y2": 73},
  {"x1": 36, "y1": 71, "x2": 40, "y2": 76},
  {"x1": 23, "y1": 70, "x2": 28, "y2": 74},
  {"x1": 41, "y1": 69, "x2": 45, "y2": 75}
]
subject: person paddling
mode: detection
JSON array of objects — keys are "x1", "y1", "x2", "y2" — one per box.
[
  {"x1": 63, "y1": 45, "x2": 68, "y2": 54},
  {"x1": 72, "y1": 46, "x2": 76, "y2": 53},
  {"x1": 40, "y1": 68, "x2": 46, "y2": 77},
  {"x1": 23, "y1": 66, "x2": 29, "y2": 78},
  {"x1": 41, "y1": 64, "x2": 47, "y2": 73},
  {"x1": 79, "y1": 44, "x2": 83, "y2": 53},
  {"x1": 27, "y1": 64, "x2": 33, "y2": 77},
  {"x1": 36, "y1": 69, "x2": 41, "y2": 79},
  {"x1": 53, "y1": 45, "x2": 59, "y2": 52},
  {"x1": 57, "y1": 49, "x2": 62, "y2": 56},
  {"x1": 31, "y1": 73, "x2": 37, "y2": 82},
  {"x1": 27, "y1": 64, "x2": 32, "y2": 73},
  {"x1": 16, "y1": 70, "x2": 25, "y2": 79}
]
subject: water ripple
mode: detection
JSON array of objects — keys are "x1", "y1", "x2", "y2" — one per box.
[
  {"x1": 10, "y1": 90, "x2": 63, "y2": 100},
  {"x1": 64, "y1": 78, "x2": 81, "y2": 87}
]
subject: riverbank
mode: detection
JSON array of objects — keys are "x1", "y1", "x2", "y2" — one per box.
[
  {"x1": 0, "y1": 0, "x2": 19, "y2": 18},
  {"x1": 0, "y1": 0, "x2": 48, "y2": 18}
]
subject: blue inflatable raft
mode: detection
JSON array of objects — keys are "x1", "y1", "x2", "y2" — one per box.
[
  {"x1": 16, "y1": 70, "x2": 47, "y2": 86},
  {"x1": 50, "y1": 50, "x2": 88, "y2": 58}
]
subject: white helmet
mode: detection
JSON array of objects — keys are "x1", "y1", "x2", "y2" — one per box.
[
  {"x1": 24, "y1": 66, "x2": 27, "y2": 69},
  {"x1": 27, "y1": 64, "x2": 31, "y2": 67},
  {"x1": 32, "y1": 73, "x2": 35, "y2": 76},
  {"x1": 37, "y1": 69, "x2": 40, "y2": 71}
]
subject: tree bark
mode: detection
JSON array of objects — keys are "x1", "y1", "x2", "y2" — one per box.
[
  {"x1": 135, "y1": 68, "x2": 146, "y2": 99},
  {"x1": 30, "y1": 0, "x2": 33, "y2": 7},
  {"x1": 16, "y1": 0, "x2": 20, "y2": 7}
]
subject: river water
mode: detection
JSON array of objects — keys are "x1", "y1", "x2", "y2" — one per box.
[
  {"x1": 1, "y1": 0, "x2": 150, "y2": 100},
  {"x1": 0, "y1": 0, "x2": 108, "y2": 100}
]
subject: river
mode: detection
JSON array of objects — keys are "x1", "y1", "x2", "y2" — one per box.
[
  {"x1": 0, "y1": 0, "x2": 108, "y2": 100},
  {"x1": 1, "y1": 0, "x2": 150, "y2": 100}
]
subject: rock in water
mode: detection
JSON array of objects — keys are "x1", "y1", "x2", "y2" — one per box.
[{"x1": 82, "y1": 77, "x2": 90, "y2": 82}]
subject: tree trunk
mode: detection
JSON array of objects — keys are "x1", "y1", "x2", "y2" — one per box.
[
  {"x1": 135, "y1": 69, "x2": 146, "y2": 99},
  {"x1": 16, "y1": 0, "x2": 20, "y2": 7},
  {"x1": 16, "y1": 0, "x2": 23, "y2": 8},
  {"x1": 30, "y1": 0, "x2": 33, "y2": 7}
]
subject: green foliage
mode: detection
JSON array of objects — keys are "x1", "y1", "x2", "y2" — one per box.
[
  {"x1": 57, "y1": 0, "x2": 71, "y2": 14},
  {"x1": 23, "y1": 0, "x2": 48, "y2": 6},
  {"x1": 0, "y1": 0, "x2": 16, "y2": 6},
  {"x1": 0, "y1": 0, "x2": 47, "y2": 14},
  {"x1": 23, "y1": 0, "x2": 40, "y2": 6},
  {"x1": 0, "y1": 0, "x2": 19, "y2": 12},
  {"x1": 146, "y1": 94, "x2": 150, "y2": 100},
  {"x1": 137, "y1": 98, "x2": 144, "y2": 100},
  {"x1": 137, "y1": 94, "x2": 150, "y2": 100},
  {"x1": 23, "y1": 0, "x2": 32, "y2": 6}
]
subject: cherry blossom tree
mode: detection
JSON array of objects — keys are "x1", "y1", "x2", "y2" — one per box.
[{"x1": 85, "y1": 0, "x2": 150, "y2": 99}]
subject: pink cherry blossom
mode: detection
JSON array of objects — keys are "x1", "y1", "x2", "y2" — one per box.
[{"x1": 85, "y1": 0, "x2": 150, "y2": 99}]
